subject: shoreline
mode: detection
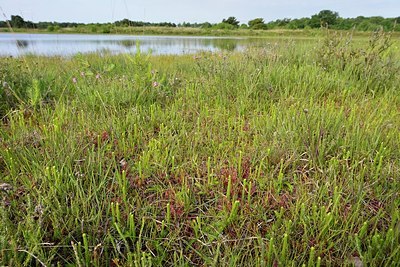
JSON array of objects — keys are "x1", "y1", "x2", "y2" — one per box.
[{"x1": 2, "y1": 27, "x2": 398, "y2": 38}]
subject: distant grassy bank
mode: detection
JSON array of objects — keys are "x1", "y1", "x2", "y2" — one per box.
[
  {"x1": 1, "y1": 26, "x2": 322, "y2": 37},
  {"x1": 1, "y1": 31, "x2": 400, "y2": 266},
  {"x1": 2, "y1": 26, "x2": 400, "y2": 38}
]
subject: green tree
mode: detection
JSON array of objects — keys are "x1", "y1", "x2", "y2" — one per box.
[
  {"x1": 248, "y1": 18, "x2": 266, "y2": 29},
  {"x1": 335, "y1": 18, "x2": 354, "y2": 30},
  {"x1": 10, "y1": 15, "x2": 25, "y2": 28},
  {"x1": 310, "y1": 10, "x2": 339, "y2": 28},
  {"x1": 277, "y1": 18, "x2": 291, "y2": 26},
  {"x1": 214, "y1": 23, "x2": 236, "y2": 30},
  {"x1": 222, "y1": 17, "x2": 239, "y2": 28},
  {"x1": 201, "y1": 22, "x2": 212, "y2": 28},
  {"x1": 286, "y1": 18, "x2": 309, "y2": 29}
]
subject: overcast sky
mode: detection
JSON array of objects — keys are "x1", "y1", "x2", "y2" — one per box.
[{"x1": 1, "y1": 0, "x2": 399, "y2": 24}]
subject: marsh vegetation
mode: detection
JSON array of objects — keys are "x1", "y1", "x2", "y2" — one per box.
[{"x1": 1, "y1": 30, "x2": 400, "y2": 266}]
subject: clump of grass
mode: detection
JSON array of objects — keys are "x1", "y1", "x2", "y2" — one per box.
[
  {"x1": 317, "y1": 28, "x2": 399, "y2": 93},
  {"x1": 0, "y1": 32, "x2": 399, "y2": 266}
]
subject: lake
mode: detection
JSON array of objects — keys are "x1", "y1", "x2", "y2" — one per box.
[{"x1": 0, "y1": 33, "x2": 265, "y2": 56}]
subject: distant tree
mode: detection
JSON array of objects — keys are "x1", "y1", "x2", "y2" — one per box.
[
  {"x1": 309, "y1": 15, "x2": 320, "y2": 28},
  {"x1": 357, "y1": 20, "x2": 379, "y2": 31},
  {"x1": 37, "y1": 22, "x2": 49, "y2": 29},
  {"x1": 369, "y1": 16, "x2": 384, "y2": 25},
  {"x1": 201, "y1": 22, "x2": 212, "y2": 28},
  {"x1": 394, "y1": 19, "x2": 400, "y2": 31},
  {"x1": 155, "y1": 22, "x2": 176, "y2": 27},
  {"x1": 354, "y1": 16, "x2": 366, "y2": 25},
  {"x1": 286, "y1": 18, "x2": 309, "y2": 29},
  {"x1": 101, "y1": 25, "x2": 111, "y2": 33},
  {"x1": 11, "y1": 15, "x2": 25, "y2": 28},
  {"x1": 222, "y1": 17, "x2": 239, "y2": 28},
  {"x1": 277, "y1": 18, "x2": 291, "y2": 27},
  {"x1": 120, "y1": 19, "x2": 132, "y2": 27},
  {"x1": 335, "y1": 17, "x2": 354, "y2": 30},
  {"x1": 214, "y1": 23, "x2": 236, "y2": 30},
  {"x1": 382, "y1": 18, "x2": 397, "y2": 31},
  {"x1": 25, "y1": 21, "x2": 35, "y2": 28},
  {"x1": 248, "y1": 18, "x2": 266, "y2": 29},
  {"x1": 310, "y1": 10, "x2": 339, "y2": 28},
  {"x1": 319, "y1": 10, "x2": 339, "y2": 26},
  {"x1": 90, "y1": 24, "x2": 98, "y2": 33}
]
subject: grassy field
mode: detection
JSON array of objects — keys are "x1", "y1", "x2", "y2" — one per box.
[{"x1": 1, "y1": 30, "x2": 400, "y2": 266}]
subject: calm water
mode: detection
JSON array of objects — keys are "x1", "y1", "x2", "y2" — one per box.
[{"x1": 0, "y1": 33, "x2": 258, "y2": 56}]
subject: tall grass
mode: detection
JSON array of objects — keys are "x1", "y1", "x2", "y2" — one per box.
[{"x1": 0, "y1": 31, "x2": 399, "y2": 266}]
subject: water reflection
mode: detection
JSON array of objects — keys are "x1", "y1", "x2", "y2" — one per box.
[
  {"x1": 16, "y1": 40, "x2": 29, "y2": 48},
  {"x1": 0, "y1": 33, "x2": 251, "y2": 56},
  {"x1": 204, "y1": 39, "x2": 238, "y2": 51},
  {"x1": 114, "y1": 37, "x2": 239, "y2": 53},
  {"x1": 119, "y1": 40, "x2": 137, "y2": 48}
]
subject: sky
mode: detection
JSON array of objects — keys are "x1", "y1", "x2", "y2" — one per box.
[{"x1": 0, "y1": 0, "x2": 399, "y2": 24}]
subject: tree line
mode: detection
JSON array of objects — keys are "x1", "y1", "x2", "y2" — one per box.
[
  {"x1": 1, "y1": 11, "x2": 399, "y2": 32},
  {"x1": 263, "y1": 10, "x2": 400, "y2": 32},
  {"x1": 218, "y1": 11, "x2": 399, "y2": 32}
]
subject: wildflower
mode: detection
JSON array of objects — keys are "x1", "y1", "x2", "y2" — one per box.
[
  {"x1": 72, "y1": 77, "x2": 77, "y2": 84},
  {"x1": 96, "y1": 73, "x2": 101, "y2": 79},
  {"x1": 2, "y1": 81, "x2": 8, "y2": 88},
  {"x1": 152, "y1": 81, "x2": 159, "y2": 88},
  {"x1": 80, "y1": 71, "x2": 85, "y2": 77}
]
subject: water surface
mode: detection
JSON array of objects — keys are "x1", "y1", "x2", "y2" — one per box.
[{"x1": 0, "y1": 33, "x2": 254, "y2": 56}]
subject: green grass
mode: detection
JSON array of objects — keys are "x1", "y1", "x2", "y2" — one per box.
[{"x1": 1, "y1": 30, "x2": 400, "y2": 266}]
